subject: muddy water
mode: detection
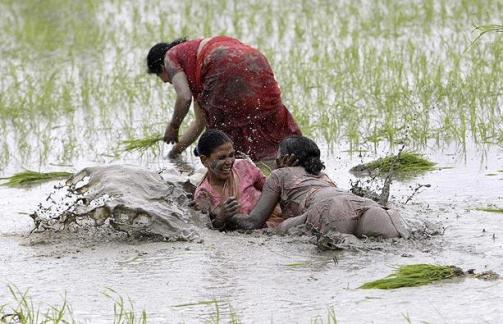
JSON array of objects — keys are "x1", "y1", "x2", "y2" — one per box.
[{"x1": 1, "y1": 144, "x2": 503, "y2": 323}]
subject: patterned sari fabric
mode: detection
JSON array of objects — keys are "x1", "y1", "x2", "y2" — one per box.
[
  {"x1": 264, "y1": 167, "x2": 408, "y2": 238},
  {"x1": 165, "y1": 36, "x2": 301, "y2": 161},
  {"x1": 194, "y1": 159, "x2": 283, "y2": 228}
]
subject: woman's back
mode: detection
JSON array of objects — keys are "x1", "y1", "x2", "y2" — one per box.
[{"x1": 264, "y1": 166, "x2": 381, "y2": 220}]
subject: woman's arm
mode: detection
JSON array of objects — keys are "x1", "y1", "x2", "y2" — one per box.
[
  {"x1": 276, "y1": 214, "x2": 307, "y2": 233},
  {"x1": 228, "y1": 190, "x2": 280, "y2": 230},
  {"x1": 169, "y1": 101, "x2": 206, "y2": 158},
  {"x1": 164, "y1": 72, "x2": 193, "y2": 144}
]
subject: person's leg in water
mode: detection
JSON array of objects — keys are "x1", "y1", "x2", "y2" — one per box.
[{"x1": 355, "y1": 207, "x2": 409, "y2": 239}]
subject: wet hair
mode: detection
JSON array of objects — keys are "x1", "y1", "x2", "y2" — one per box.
[
  {"x1": 194, "y1": 129, "x2": 233, "y2": 157},
  {"x1": 279, "y1": 136, "x2": 325, "y2": 175},
  {"x1": 146, "y1": 38, "x2": 187, "y2": 74}
]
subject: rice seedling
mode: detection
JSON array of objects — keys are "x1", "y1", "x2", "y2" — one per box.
[
  {"x1": 1, "y1": 170, "x2": 73, "y2": 187},
  {"x1": 173, "y1": 299, "x2": 239, "y2": 324},
  {"x1": 350, "y1": 152, "x2": 436, "y2": 178},
  {"x1": 0, "y1": 284, "x2": 75, "y2": 324},
  {"x1": 121, "y1": 134, "x2": 163, "y2": 153},
  {"x1": 310, "y1": 306, "x2": 337, "y2": 324},
  {"x1": 103, "y1": 288, "x2": 147, "y2": 324},
  {"x1": 0, "y1": 0, "x2": 502, "y2": 168},
  {"x1": 360, "y1": 264, "x2": 464, "y2": 289},
  {"x1": 475, "y1": 207, "x2": 503, "y2": 214},
  {"x1": 469, "y1": 24, "x2": 503, "y2": 48}
]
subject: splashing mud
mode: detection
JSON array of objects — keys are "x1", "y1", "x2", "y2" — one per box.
[
  {"x1": 30, "y1": 165, "x2": 208, "y2": 242},
  {"x1": 28, "y1": 163, "x2": 444, "y2": 254}
]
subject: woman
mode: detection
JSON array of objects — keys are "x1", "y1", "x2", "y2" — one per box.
[
  {"x1": 147, "y1": 36, "x2": 301, "y2": 162},
  {"x1": 193, "y1": 129, "x2": 283, "y2": 229},
  {"x1": 223, "y1": 136, "x2": 409, "y2": 239}
]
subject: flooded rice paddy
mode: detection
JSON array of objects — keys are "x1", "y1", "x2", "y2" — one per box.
[{"x1": 1, "y1": 0, "x2": 502, "y2": 323}]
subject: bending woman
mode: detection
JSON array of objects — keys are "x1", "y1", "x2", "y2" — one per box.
[
  {"x1": 225, "y1": 136, "x2": 409, "y2": 239},
  {"x1": 147, "y1": 36, "x2": 301, "y2": 161},
  {"x1": 193, "y1": 129, "x2": 283, "y2": 229}
]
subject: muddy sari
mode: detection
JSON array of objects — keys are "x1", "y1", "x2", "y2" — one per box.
[
  {"x1": 263, "y1": 167, "x2": 409, "y2": 238},
  {"x1": 165, "y1": 36, "x2": 301, "y2": 161}
]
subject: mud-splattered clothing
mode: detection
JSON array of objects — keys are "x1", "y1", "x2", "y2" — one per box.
[
  {"x1": 165, "y1": 36, "x2": 301, "y2": 161},
  {"x1": 264, "y1": 167, "x2": 407, "y2": 238},
  {"x1": 194, "y1": 159, "x2": 283, "y2": 228}
]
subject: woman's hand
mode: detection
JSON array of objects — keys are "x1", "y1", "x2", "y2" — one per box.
[
  {"x1": 168, "y1": 144, "x2": 183, "y2": 159},
  {"x1": 164, "y1": 123, "x2": 179, "y2": 144},
  {"x1": 276, "y1": 154, "x2": 299, "y2": 169},
  {"x1": 211, "y1": 197, "x2": 240, "y2": 230}
]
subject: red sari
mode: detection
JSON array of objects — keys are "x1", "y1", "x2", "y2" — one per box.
[{"x1": 165, "y1": 36, "x2": 301, "y2": 161}]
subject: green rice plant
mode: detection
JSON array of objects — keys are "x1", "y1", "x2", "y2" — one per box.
[
  {"x1": 1, "y1": 284, "x2": 75, "y2": 324},
  {"x1": 121, "y1": 134, "x2": 163, "y2": 152},
  {"x1": 103, "y1": 288, "x2": 147, "y2": 324},
  {"x1": 475, "y1": 207, "x2": 503, "y2": 214},
  {"x1": 470, "y1": 24, "x2": 503, "y2": 48},
  {"x1": 173, "y1": 299, "x2": 239, "y2": 324},
  {"x1": 350, "y1": 152, "x2": 436, "y2": 177},
  {"x1": 1, "y1": 170, "x2": 73, "y2": 187},
  {"x1": 310, "y1": 306, "x2": 337, "y2": 324},
  {"x1": 360, "y1": 264, "x2": 464, "y2": 289}
]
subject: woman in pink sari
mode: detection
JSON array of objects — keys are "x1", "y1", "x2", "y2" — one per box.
[
  {"x1": 192, "y1": 129, "x2": 283, "y2": 229},
  {"x1": 146, "y1": 36, "x2": 301, "y2": 162}
]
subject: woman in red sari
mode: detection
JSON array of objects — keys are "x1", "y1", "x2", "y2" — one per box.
[{"x1": 147, "y1": 36, "x2": 301, "y2": 162}]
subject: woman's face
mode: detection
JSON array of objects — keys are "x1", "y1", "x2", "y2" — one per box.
[
  {"x1": 158, "y1": 66, "x2": 171, "y2": 83},
  {"x1": 202, "y1": 142, "x2": 235, "y2": 181}
]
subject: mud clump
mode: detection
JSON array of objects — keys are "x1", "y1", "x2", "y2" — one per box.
[{"x1": 31, "y1": 165, "x2": 208, "y2": 242}]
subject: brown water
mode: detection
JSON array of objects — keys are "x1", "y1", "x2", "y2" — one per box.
[{"x1": 1, "y1": 142, "x2": 502, "y2": 323}]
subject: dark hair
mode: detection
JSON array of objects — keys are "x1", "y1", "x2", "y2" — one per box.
[
  {"x1": 279, "y1": 136, "x2": 325, "y2": 175},
  {"x1": 146, "y1": 38, "x2": 187, "y2": 74},
  {"x1": 194, "y1": 129, "x2": 233, "y2": 157}
]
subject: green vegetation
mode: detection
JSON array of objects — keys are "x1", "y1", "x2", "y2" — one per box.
[
  {"x1": 360, "y1": 264, "x2": 464, "y2": 289},
  {"x1": 1, "y1": 170, "x2": 73, "y2": 187},
  {"x1": 121, "y1": 134, "x2": 163, "y2": 153},
  {"x1": 310, "y1": 306, "x2": 337, "y2": 324},
  {"x1": 0, "y1": 0, "x2": 501, "y2": 171},
  {"x1": 475, "y1": 207, "x2": 503, "y2": 214},
  {"x1": 0, "y1": 285, "x2": 147, "y2": 324},
  {"x1": 172, "y1": 299, "x2": 239, "y2": 324},
  {"x1": 470, "y1": 24, "x2": 503, "y2": 47},
  {"x1": 351, "y1": 152, "x2": 436, "y2": 177},
  {"x1": 104, "y1": 288, "x2": 147, "y2": 324},
  {"x1": 0, "y1": 285, "x2": 74, "y2": 324}
]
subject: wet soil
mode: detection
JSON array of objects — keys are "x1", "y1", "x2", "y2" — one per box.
[{"x1": 1, "y1": 143, "x2": 502, "y2": 323}]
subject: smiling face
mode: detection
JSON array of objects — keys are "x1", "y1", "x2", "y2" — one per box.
[{"x1": 201, "y1": 142, "x2": 235, "y2": 182}]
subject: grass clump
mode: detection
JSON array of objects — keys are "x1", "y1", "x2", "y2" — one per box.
[
  {"x1": 360, "y1": 264, "x2": 464, "y2": 289},
  {"x1": 1, "y1": 170, "x2": 73, "y2": 187},
  {"x1": 351, "y1": 152, "x2": 436, "y2": 177},
  {"x1": 104, "y1": 288, "x2": 147, "y2": 324},
  {"x1": 121, "y1": 134, "x2": 163, "y2": 152},
  {"x1": 1, "y1": 284, "x2": 74, "y2": 324}
]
